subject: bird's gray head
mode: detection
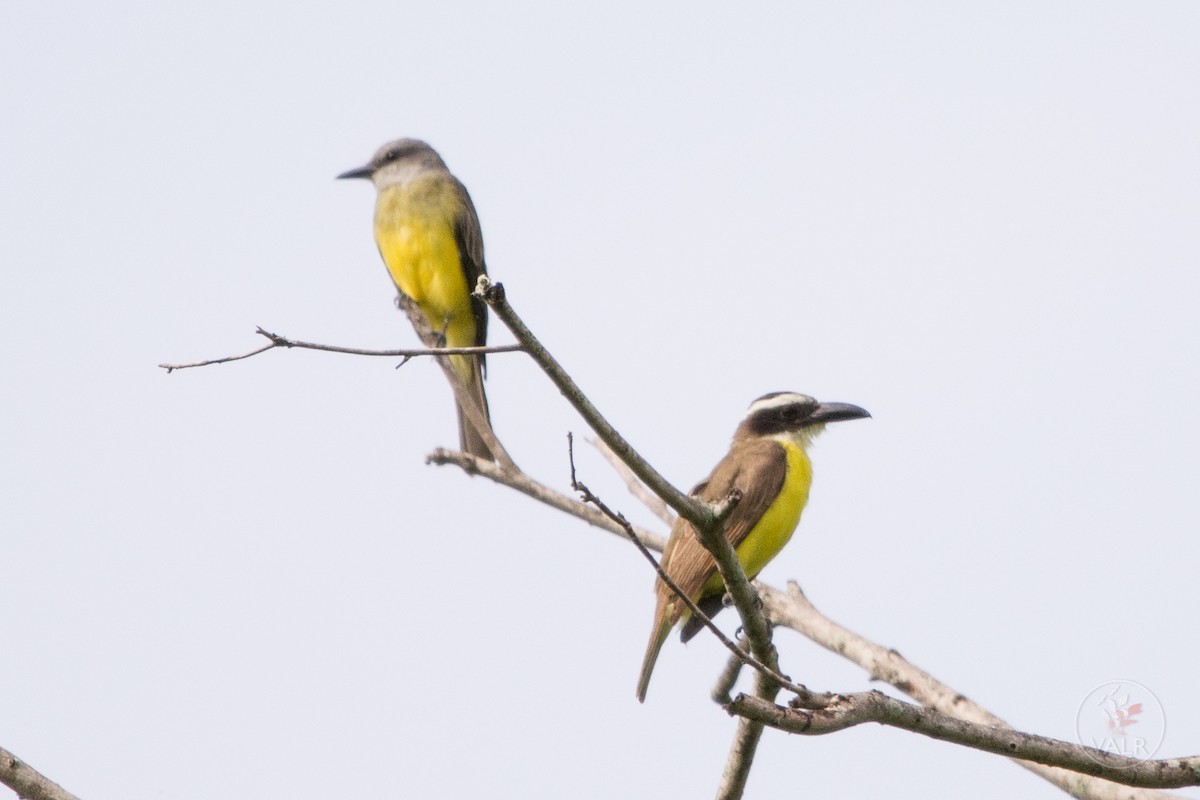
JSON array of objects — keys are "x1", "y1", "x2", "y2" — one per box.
[
  {"x1": 336, "y1": 138, "x2": 449, "y2": 188},
  {"x1": 734, "y1": 391, "x2": 870, "y2": 445}
]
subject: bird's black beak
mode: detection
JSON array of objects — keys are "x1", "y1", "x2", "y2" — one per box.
[
  {"x1": 809, "y1": 402, "x2": 871, "y2": 425},
  {"x1": 336, "y1": 164, "x2": 374, "y2": 180}
]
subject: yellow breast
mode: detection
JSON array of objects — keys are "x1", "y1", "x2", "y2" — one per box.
[
  {"x1": 373, "y1": 177, "x2": 476, "y2": 351},
  {"x1": 736, "y1": 440, "x2": 811, "y2": 578},
  {"x1": 700, "y1": 440, "x2": 812, "y2": 598}
]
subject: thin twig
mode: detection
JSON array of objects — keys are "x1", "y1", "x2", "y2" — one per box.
[
  {"x1": 158, "y1": 326, "x2": 524, "y2": 372},
  {"x1": 712, "y1": 633, "x2": 751, "y2": 705},
  {"x1": 159, "y1": 339, "x2": 277, "y2": 372}
]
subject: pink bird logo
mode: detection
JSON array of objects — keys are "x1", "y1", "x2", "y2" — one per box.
[{"x1": 1098, "y1": 687, "x2": 1143, "y2": 732}]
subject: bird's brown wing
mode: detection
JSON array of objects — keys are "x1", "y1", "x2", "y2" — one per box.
[{"x1": 656, "y1": 438, "x2": 787, "y2": 631}]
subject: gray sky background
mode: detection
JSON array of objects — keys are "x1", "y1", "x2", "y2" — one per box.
[{"x1": 3, "y1": 3, "x2": 1198, "y2": 798}]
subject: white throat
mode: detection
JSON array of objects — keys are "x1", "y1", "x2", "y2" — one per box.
[
  {"x1": 372, "y1": 160, "x2": 431, "y2": 190},
  {"x1": 771, "y1": 426, "x2": 822, "y2": 449}
]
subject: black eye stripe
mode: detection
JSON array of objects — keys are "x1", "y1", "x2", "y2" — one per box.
[{"x1": 744, "y1": 400, "x2": 819, "y2": 436}]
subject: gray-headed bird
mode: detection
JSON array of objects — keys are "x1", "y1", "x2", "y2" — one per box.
[{"x1": 339, "y1": 139, "x2": 496, "y2": 460}]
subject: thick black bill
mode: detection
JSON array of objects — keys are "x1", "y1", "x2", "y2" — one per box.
[{"x1": 809, "y1": 402, "x2": 871, "y2": 425}]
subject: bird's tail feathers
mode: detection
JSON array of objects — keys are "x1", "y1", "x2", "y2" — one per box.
[
  {"x1": 456, "y1": 355, "x2": 496, "y2": 461},
  {"x1": 636, "y1": 597, "x2": 676, "y2": 703}
]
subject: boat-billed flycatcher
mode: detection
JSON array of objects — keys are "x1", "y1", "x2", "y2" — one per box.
[
  {"x1": 338, "y1": 139, "x2": 496, "y2": 460},
  {"x1": 636, "y1": 392, "x2": 869, "y2": 702}
]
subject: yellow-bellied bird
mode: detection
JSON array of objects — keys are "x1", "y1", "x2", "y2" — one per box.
[
  {"x1": 636, "y1": 392, "x2": 869, "y2": 702},
  {"x1": 338, "y1": 139, "x2": 496, "y2": 460}
]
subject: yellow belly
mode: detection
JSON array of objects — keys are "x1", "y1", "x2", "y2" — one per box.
[
  {"x1": 373, "y1": 179, "x2": 477, "y2": 381},
  {"x1": 701, "y1": 441, "x2": 812, "y2": 596}
]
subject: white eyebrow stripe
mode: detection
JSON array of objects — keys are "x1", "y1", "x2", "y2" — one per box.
[{"x1": 742, "y1": 392, "x2": 815, "y2": 420}]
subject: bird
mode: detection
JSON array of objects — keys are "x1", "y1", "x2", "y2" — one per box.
[
  {"x1": 338, "y1": 138, "x2": 496, "y2": 460},
  {"x1": 636, "y1": 391, "x2": 870, "y2": 702}
]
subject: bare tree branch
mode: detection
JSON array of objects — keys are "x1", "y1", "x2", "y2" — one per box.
[
  {"x1": 728, "y1": 692, "x2": 1200, "y2": 790},
  {"x1": 476, "y1": 277, "x2": 779, "y2": 677},
  {"x1": 689, "y1": 487, "x2": 780, "y2": 677},
  {"x1": 692, "y1": 492, "x2": 786, "y2": 799},
  {"x1": 441, "y1": 438, "x2": 1200, "y2": 796},
  {"x1": 478, "y1": 277, "x2": 806, "y2": 798},
  {"x1": 437, "y1": 281, "x2": 1199, "y2": 797},
  {"x1": 760, "y1": 582, "x2": 1188, "y2": 800},
  {"x1": 717, "y1": 707, "x2": 767, "y2": 800},
  {"x1": 425, "y1": 447, "x2": 664, "y2": 552},
  {"x1": 0, "y1": 746, "x2": 81, "y2": 800},
  {"x1": 158, "y1": 326, "x2": 523, "y2": 372},
  {"x1": 475, "y1": 277, "x2": 713, "y2": 529},
  {"x1": 158, "y1": 281, "x2": 1197, "y2": 800}
]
